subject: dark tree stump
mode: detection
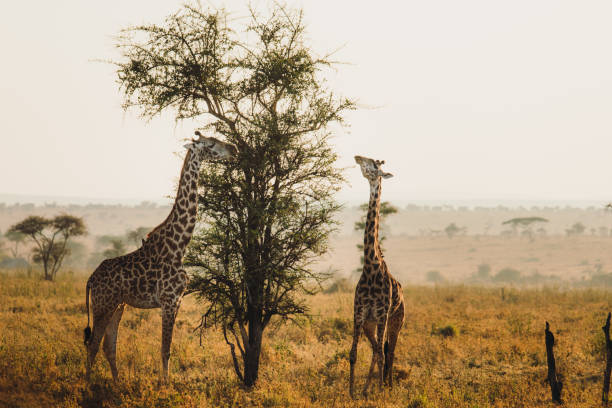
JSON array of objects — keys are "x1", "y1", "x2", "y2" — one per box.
[
  {"x1": 602, "y1": 312, "x2": 612, "y2": 406},
  {"x1": 545, "y1": 321, "x2": 563, "y2": 404}
]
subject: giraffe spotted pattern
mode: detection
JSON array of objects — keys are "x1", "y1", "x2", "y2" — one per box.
[
  {"x1": 83, "y1": 132, "x2": 236, "y2": 382},
  {"x1": 349, "y1": 155, "x2": 405, "y2": 398}
]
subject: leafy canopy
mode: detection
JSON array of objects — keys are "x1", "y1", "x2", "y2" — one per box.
[
  {"x1": 114, "y1": 3, "x2": 353, "y2": 386},
  {"x1": 9, "y1": 215, "x2": 86, "y2": 280},
  {"x1": 502, "y1": 217, "x2": 549, "y2": 227}
]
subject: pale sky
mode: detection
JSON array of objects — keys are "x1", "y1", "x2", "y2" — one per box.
[{"x1": 1, "y1": 1, "x2": 612, "y2": 206}]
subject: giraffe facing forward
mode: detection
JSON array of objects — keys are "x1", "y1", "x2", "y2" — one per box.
[
  {"x1": 349, "y1": 155, "x2": 405, "y2": 398},
  {"x1": 83, "y1": 132, "x2": 236, "y2": 381}
]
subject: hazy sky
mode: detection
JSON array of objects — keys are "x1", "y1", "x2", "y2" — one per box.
[{"x1": 1, "y1": 1, "x2": 612, "y2": 205}]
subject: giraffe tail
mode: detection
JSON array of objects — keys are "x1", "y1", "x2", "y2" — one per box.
[
  {"x1": 83, "y1": 279, "x2": 92, "y2": 345},
  {"x1": 383, "y1": 339, "x2": 389, "y2": 376}
]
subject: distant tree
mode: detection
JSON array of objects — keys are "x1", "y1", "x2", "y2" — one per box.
[
  {"x1": 354, "y1": 201, "x2": 398, "y2": 272},
  {"x1": 102, "y1": 238, "x2": 127, "y2": 259},
  {"x1": 0, "y1": 231, "x2": 6, "y2": 260},
  {"x1": 63, "y1": 241, "x2": 88, "y2": 268},
  {"x1": 126, "y1": 226, "x2": 151, "y2": 247},
  {"x1": 114, "y1": 3, "x2": 354, "y2": 386},
  {"x1": 566, "y1": 222, "x2": 586, "y2": 237},
  {"x1": 9, "y1": 215, "x2": 87, "y2": 280},
  {"x1": 5, "y1": 230, "x2": 26, "y2": 258},
  {"x1": 444, "y1": 222, "x2": 465, "y2": 239},
  {"x1": 87, "y1": 234, "x2": 126, "y2": 267},
  {"x1": 493, "y1": 267, "x2": 521, "y2": 283},
  {"x1": 426, "y1": 270, "x2": 445, "y2": 283},
  {"x1": 476, "y1": 263, "x2": 491, "y2": 279},
  {"x1": 502, "y1": 217, "x2": 548, "y2": 241}
]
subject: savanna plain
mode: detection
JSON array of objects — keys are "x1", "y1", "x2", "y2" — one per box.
[{"x1": 2, "y1": 203, "x2": 612, "y2": 407}]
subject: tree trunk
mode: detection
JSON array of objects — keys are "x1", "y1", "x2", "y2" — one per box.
[
  {"x1": 243, "y1": 320, "x2": 263, "y2": 387},
  {"x1": 602, "y1": 312, "x2": 612, "y2": 405},
  {"x1": 545, "y1": 321, "x2": 563, "y2": 404},
  {"x1": 43, "y1": 259, "x2": 52, "y2": 281}
]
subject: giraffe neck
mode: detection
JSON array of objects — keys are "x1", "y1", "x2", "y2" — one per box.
[
  {"x1": 146, "y1": 150, "x2": 202, "y2": 257},
  {"x1": 362, "y1": 176, "x2": 383, "y2": 278}
]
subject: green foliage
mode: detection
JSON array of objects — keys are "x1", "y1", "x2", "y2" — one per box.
[
  {"x1": 114, "y1": 2, "x2": 353, "y2": 386},
  {"x1": 8, "y1": 215, "x2": 86, "y2": 281}
]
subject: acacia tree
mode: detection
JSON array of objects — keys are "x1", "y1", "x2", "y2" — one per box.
[
  {"x1": 9, "y1": 215, "x2": 87, "y2": 280},
  {"x1": 502, "y1": 216, "x2": 548, "y2": 241},
  {"x1": 115, "y1": 4, "x2": 353, "y2": 386},
  {"x1": 126, "y1": 226, "x2": 151, "y2": 247},
  {"x1": 5, "y1": 230, "x2": 26, "y2": 258}
]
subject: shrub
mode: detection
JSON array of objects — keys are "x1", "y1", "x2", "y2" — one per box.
[
  {"x1": 407, "y1": 395, "x2": 432, "y2": 408},
  {"x1": 323, "y1": 277, "x2": 353, "y2": 294},
  {"x1": 493, "y1": 267, "x2": 521, "y2": 283},
  {"x1": 477, "y1": 263, "x2": 491, "y2": 279},
  {"x1": 432, "y1": 324, "x2": 458, "y2": 338},
  {"x1": 426, "y1": 270, "x2": 445, "y2": 283}
]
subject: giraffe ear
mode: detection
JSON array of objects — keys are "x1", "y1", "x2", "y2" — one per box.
[
  {"x1": 183, "y1": 143, "x2": 193, "y2": 150},
  {"x1": 382, "y1": 172, "x2": 394, "y2": 179}
]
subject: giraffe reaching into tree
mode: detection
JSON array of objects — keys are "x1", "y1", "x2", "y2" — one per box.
[
  {"x1": 349, "y1": 155, "x2": 405, "y2": 398},
  {"x1": 83, "y1": 132, "x2": 237, "y2": 382}
]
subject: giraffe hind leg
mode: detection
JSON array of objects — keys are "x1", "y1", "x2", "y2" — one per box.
[
  {"x1": 86, "y1": 305, "x2": 116, "y2": 381},
  {"x1": 384, "y1": 308, "x2": 405, "y2": 387},
  {"x1": 375, "y1": 321, "x2": 387, "y2": 391},
  {"x1": 103, "y1": 304, "x2": 125, "y2": 381},
  {"x1": 361, "y1": 321, "x2": 379, "y2": 397}
]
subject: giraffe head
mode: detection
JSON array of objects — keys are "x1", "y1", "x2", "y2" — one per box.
[
  {"x1": 185, "y1": 131, "x2": 237, "y2": 161},
  {"x1": 354, "y1": 155, "x2": 393, "y2": 182}
]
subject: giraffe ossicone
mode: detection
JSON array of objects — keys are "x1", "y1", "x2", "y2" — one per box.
[
  {"x1": 83, "y1": 132, "x2": 236, "y2": 382},
  {"x1": 349, "y1": 155, "x2": 405, "y2": 399}
]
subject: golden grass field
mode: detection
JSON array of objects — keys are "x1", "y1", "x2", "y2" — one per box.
[
  {"x1": 1, "y1": 265, "x2": 612, "y2": 408},
  {"x1": 3, "y1": 205, "x2": 612, "y2": 407}
]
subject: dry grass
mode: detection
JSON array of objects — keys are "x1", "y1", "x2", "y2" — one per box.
[{"x1": 1, "y1": 270, "x2": 611, "y2": 407}]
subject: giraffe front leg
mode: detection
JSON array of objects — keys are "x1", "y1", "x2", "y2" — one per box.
[
  {"x1": 349, "y1": 319, "x2": 363, "y2": 399},
  {"x1": 160, "y1": 302, "x2": 179, "y2": 382},
  {"x1": 375, "y1": 318, "x2": 388, "y2": 391}
]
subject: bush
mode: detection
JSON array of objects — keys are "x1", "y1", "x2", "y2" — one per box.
[
  {"x1": 493, "y1": 268, "x2": 521, "y2": 283},
  {"x1": 0, "y1": 257, "x2": 30, "y2": 269},
  {"x1": 407, "y1": 395, "x2": 433, "y2": 408},
  {"x1": 432, "y1": 324, "x2": 458, "y2": 338},
  {"x1": 323, "y1": 277, "x2": 353, "y2": 294},
  {"x1": 477, "y1": 263, "x2": 491, "y2": 279},
  {"x1": 426, "y1": 270, "x2": 445, "y2": 283}
]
